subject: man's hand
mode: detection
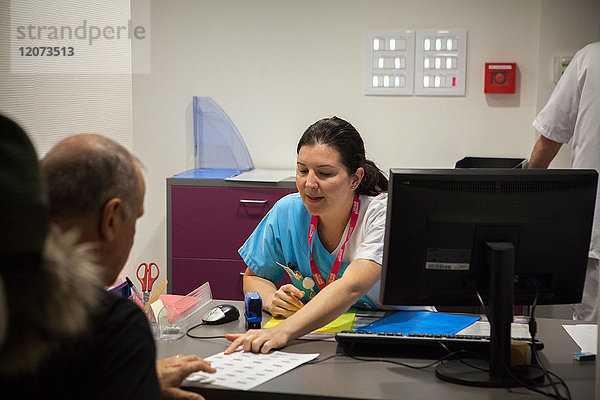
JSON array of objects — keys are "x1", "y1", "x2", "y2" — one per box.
[{"x1": 156, "y1": 354, "x2": 216, "y2": 400}]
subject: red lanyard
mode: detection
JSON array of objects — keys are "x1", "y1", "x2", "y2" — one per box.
[{"x1": 308, "y1": 194, "x2": 360, "y2": 290}]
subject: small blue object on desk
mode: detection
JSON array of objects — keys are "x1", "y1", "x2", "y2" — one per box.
[
  {"x1": 356, "y1": 311, "x2": 480, "y2": 336},
  {"x1": 245, "y1": 291, "x2": 262, "y2": 330},
  {"x1": 573, "y1": 352, "x2": 596, "y2": 361}
]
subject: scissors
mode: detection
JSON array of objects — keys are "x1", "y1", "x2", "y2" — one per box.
[{"x1": 136, "y1": 262, "x2": 160, "y2": 303}]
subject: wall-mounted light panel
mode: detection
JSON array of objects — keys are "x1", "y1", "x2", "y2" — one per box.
[
  {"x1": 365, "y1": 30, "x2": 467, "y2": 97},
  {"x1": 414, "y1": 30, "x2": 467, "y2": 96},
  {"x1": 364, "y1": 30, "x2": 415, "y2": 96}
]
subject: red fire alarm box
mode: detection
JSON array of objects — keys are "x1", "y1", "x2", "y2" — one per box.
[{"x1": 485, "y1": 63, "x2": 516, "y2": 93}]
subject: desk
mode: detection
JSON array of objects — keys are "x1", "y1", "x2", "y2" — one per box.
[{"x1": 156, "y1": 300, "x2": 595, "y2": 399}]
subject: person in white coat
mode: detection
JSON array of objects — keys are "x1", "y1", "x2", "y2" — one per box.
[{"x1": 528, "y1": 41, "x2": 600, "y2": 321}]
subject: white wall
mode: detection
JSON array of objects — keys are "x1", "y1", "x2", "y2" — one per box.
[
  {"x1": 135, "y1": 0, "x2": 542, "y2": 174},
  {"x1": 130, "y1": 0, "x2": 600, "y2": 289},
  {"x1": 0, "y1": 0, "x2": 133, "y2": 155},
  {"x1": 0, "y1": 0, "x2": 138, "y2": 282}
]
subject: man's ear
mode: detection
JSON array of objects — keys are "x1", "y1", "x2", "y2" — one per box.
[{"x1": 100, "y1": 198, "x2": 122, "y2": 241}]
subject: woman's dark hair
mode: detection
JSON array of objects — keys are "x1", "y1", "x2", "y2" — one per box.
[{"x1": 297, "y1": 116, "x2": 387, "y2": 196}]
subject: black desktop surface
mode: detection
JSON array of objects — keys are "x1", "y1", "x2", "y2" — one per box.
[{"x1": 155, "y1": 300, "x2": 595, "y2": 399}]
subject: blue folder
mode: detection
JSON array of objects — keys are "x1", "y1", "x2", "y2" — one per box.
[
  {"x1": 108, "y1": 280, "x2": 131, "y2": 299},
  {"x1": 356, "y1": 311, "x2": 480, "y2": 336}
]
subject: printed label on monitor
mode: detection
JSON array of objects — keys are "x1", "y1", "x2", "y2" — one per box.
[{"x1": 425, "y1": 248, "x2": 471, "y2": 271}]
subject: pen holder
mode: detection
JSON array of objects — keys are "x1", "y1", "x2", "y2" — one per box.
[{"x1": 146, "y1": 282, "x2": 213, "y2": 341}]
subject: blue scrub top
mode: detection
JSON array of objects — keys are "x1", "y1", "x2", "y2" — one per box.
[{"x1": 238, "y1": 193, "x2": 375, "y2": 309}]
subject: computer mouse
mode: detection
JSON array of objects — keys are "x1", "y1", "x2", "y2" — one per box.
[{"x1": 202, "y1": 304, "x2": 240, "y2": 325}]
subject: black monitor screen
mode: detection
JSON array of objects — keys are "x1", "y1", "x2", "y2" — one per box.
[{"x1": 380, "y1": 168, "x2": 598, "y2": 307}]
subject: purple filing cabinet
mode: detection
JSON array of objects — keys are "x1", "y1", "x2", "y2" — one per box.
[{"x1": 167, "y1": 174, "x2": 296, "y2": 300}]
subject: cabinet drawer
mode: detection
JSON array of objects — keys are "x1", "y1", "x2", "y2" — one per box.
[
  {"x1": 171, "y1": 186, "x2": 295, "y2": 259},
  {"x1": 172, "y1": 258, "x2": 246, "y2": 300}
]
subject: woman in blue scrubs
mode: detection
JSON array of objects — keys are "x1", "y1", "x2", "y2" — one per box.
[{"x1": 225, "y1": 117, "x2": 388, "y2": 354}]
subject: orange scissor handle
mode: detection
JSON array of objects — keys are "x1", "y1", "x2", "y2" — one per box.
[{"x1": 136, "y1": 262, "x2": 160, "y2": 292}]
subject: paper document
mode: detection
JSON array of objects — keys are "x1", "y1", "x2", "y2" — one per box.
[
  {"x1": 563, "y1": 324, "x2": 597, "y2": 353},
  {"x1": 264, "y1": 309, "x2": 356, "y2": 333},
  {"x1": 183, "y1": 350, "x2": 319, "y2": 391},
  {"x1": 457, "y1": 320, "x2": 533, "y2": 339},
  {"x1": 226, "y1": 168, "x2": 294, "y2": 182},
  {"x1": 357, "y1": 311, "x2": 480, "y2": 335},
  {"x1": 263, "y1": 309, "x2": 357, "y2": 341}
]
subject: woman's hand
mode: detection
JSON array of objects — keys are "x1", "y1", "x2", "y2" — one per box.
[
  {"x1": 267, "y1": 284, "x2": 305, "y2": 317},
  {"x1": 224, "y1": 326, "x2": 291, "y2": 354},
  {"x1": 243, "y1": 268, "x2": 303, "y2": 317}
]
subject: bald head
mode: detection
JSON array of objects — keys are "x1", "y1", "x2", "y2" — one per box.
[
  {"x1": 42, "y1": 134, "x2": 142, "y2": 225},
  {"x1": 41, "y1": 135, "x2": 145, "y2": 284}
]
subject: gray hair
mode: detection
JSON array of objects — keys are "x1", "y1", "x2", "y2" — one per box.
[{"x1": 41, "y1": 135, "x2": 142, "y2": 222}]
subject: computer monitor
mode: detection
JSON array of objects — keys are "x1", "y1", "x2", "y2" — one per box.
[{"x1": 380, "y1": 168, "x2": 598, "y2": 387}]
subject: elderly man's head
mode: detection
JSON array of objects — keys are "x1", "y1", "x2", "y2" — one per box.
[{"x1": 42, "y1": 134, "x2": 145, "y2": 285}]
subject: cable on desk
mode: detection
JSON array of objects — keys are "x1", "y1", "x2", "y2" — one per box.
[
  {"x1": 345, "y1": 342, "x2": 572, "y2": 400},
  {"x1": 349, "y1": 348, "x2": 485, "y2": 370},
  {"x1": 528, "y1": 291, "x2": 571, "y2": 400},
  {"x1": 306, "y1": 355, "x2": 338, "y2": 365},
  {"x1": 186, "y1": 321, "x2": 227, "y2": 340},
  {"x1": 437, "y1": 342, "x2": 490, "y2": 372},
  {"x1": 472, "y1": 288, "x2": 572, "y2": 400}
]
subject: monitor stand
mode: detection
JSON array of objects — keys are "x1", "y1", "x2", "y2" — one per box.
[{"x1": 435, "y1": 242, "x2": 545, "y2": 387}]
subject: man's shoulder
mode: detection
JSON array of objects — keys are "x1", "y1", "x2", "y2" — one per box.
[
  {"x1": 88, "y1": 291, "x2": 159, "y2": 392},
  {"x1": 3, "y1": 291, "x2": 159, "y2": 400},
  {"x1": 93, "y1": 290, "x2": 153, "y2": 339},
  {"x1": 97, "y1": 290, "x2": 144, "y2": 317}
]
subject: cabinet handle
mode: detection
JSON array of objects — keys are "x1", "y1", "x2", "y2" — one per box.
[{"x1": 239, "y1": 199, "x2": 268, "y2": 204}]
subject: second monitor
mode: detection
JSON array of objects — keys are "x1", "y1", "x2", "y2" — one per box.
[
  {"x1": 379, "y1": 168, "x2": 597, "y2": 387},
  {"x1": 380, "y1": 168, "x2": 597, "y2": 308}
]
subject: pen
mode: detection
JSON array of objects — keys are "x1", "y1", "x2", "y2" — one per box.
[
  {"x1": 126, "y1": 276, "x2": 145, "y2": 307},
  {"x1": 288, "y1": 262, "x2": 303, "y2": 280},
  {"x1": 276, "y1": 261, "x2": 303, "y2": 280},
  {"x1": 143, "y1": 279, "x2": 168, "y2": 313}
]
